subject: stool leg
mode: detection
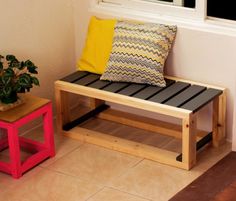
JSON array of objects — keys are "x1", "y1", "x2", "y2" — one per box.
[
  {"x1": 7, "y1": 126, "x2": 22, "y2": 179},
  {"x1": 43, "y1": 103, "x2": 55, "y2": 157}
]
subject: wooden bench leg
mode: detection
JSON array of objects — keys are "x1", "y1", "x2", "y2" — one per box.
[
  {"x1": 182, "y1": 114, "x2": 197, "y2": 170},
  {"x1": 212, "y1": 91, "x2": 226, "y2": 147},
  {"x1": 55, "y1": 88, "x2": 70, "y2": 133},
  {"x1": 90, "y1": 98, "x2": 105, "y2": 109}
]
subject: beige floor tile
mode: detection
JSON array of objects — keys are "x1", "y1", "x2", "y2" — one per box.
[
  {"x1": 0, "y1": 148, "x2": 33, "y2": 162},
  {"x1": 0, "y1": 167, "x2": 44, "y2": 194},
  {"x1": 22, "y1": 127, "x2": 83, "y2": 167},
  {"x1": 47, "y1": 143, "x2": 142, "y2": 185},
  {"x1": 88, "y1": 187, "x2": 150, "y2": 201},
  {"x1": 110, "y1": 160, "x2": 195, "y2": 201},
  {"x1": 110, "y1": 142, "x2": 231, "y2": 201},
  {"x1": 0, "y1": 168, "x2": 102, "y2": 201},
  {"x1": 193, "y1": 141, "x2": 232, "y2": 172},
  {"x1": 40, "y1": 134, "x2": 83, "y2": 167}
]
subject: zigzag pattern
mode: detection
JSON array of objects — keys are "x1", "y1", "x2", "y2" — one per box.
[
  {"x1": 114, "y1": 36, "x2": 167, "y2": 50},
  {"x1": 110, "y1": 52, "x2": 165, "y2": 63},
  {"x1": 109, "y1": 54, "x2": 164, "y2": 70},
  {"x1": 101, "y1": 21, "x2": 177, "y2": 87},
  {"x1": 103, "y1": 67, "x2": 165, "y2": 86}
]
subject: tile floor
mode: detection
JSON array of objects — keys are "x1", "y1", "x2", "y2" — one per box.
[{"x1": 0, "y1": 121, "x2": 231, "y2": 201}]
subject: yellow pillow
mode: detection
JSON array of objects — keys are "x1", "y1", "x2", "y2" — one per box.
[{"x1": 77, "y1": 16, "x2": 117, "y2": 74}]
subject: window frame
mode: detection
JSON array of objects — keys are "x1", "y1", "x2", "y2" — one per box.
[
  {"x1": 102, "y1": 0, "x2": 184, "y2": 7},
  {"x1": 96, "y1": 0, "x2": 206, "y2": 20},
  {"x1": 90, "y1": 0, "x2": 236, "y2": 36}
]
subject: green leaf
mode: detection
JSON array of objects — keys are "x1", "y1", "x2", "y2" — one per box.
[
  {"x1": 1, "y1": 76, "x2": 11, "y2": 85},
  {"x1": 3, "y1": 87, "x2": 12, "y2": 96},
  {"x1": 0, "y1": 62, "x2": 3, "y2": 70},
  {"x1": 6, "y1": 55, "x2": 16, "y2": 61},
  {"x1": 28, "y1": 66, "x2": 38, "y2": 74},
  {"x1": 9, "y1": 60, "x2": 20, "y2": 68},
  {"x1": 25, "y1": 60, "x2": 34, "y2": 67},
  {"x1": 5, "y1": 68, "x2": 14, "y2": 77},
  {"x1": 18, "y1": 61, "x2": 25, "y2": 70},
  {"x1": 31, "y1": 77, "x2": 40, "y2": 86},
  {"x1": 0, "y1": 91, "x2": 4, "y2": 98}
]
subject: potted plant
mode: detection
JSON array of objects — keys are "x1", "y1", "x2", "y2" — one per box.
[{"x1": 0, "y1": 54, "x2": 39, "y2": 104}]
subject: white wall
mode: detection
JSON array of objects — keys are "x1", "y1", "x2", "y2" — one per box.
[
  {"x1": 0, "y1": 0, "x2": 76, "y2": 107},
  {"x1": 73, "y1": 0, "x2": 236, "y2": 148}
]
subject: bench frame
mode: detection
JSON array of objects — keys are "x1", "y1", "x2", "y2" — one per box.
[{"x1": 55, "y1": 74, "x2": 226, "y2": 170}]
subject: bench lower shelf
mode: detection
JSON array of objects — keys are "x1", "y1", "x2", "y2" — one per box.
[{"x1": 61, "y1": 108, "x2": 213, "y2": 170}]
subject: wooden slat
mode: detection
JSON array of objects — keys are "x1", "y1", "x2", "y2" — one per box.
[
  {"x1": 181, "y1": 88, "x2": 223, "y2": 112},
  {"x1": 63, "y1": 127, "x2": 186, "y2": 169},
  {"x1": 148, "y1": 82, "x2": 191, "y2": 103},
  {"x1": 60, "y1": 71, "x2": 88, "y2": 82},
  {"x1": 88, "y1": 80, "x2": 111, "y2": 89},
  {"x1": 98, "y1": 109, "x2": 209, "y2": 140},
  {"x1": 165, "y1": 75, "x2": 226, "y2": 91},
  {"x1": 103, "y1": 82, "x2": 130, "y2": 93},
  {"x1": 133, "y1": 79, "x2": 175, "y2": 100},
  {"x1": 98, "y1": 109, "x2": 182, "y2": 138},
  {"x1": 118, "y1": 83, "x2": 147, "y2": 96},
  {"x1": 165, "y1": 85, "x2": 206, "y2": 107},
  {"x1": 74, "y1": 74, "x2": 100, "y2": 86},
  {"x1": 55, "y1": 81, "x2": 191, "y2": 119}
]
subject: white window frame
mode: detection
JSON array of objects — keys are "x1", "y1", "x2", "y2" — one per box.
[
  {"x1": 90, "y1": 0, "x2": 236, "y2": 36},
  {"x1": 103, "y1": 0, "x2": 184, "y2": 7},
  {"x1": 94, "y1": 0, "x2": 206, "y2": 21}
]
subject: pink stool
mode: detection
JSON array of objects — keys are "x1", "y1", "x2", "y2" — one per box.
[{"x1": 0, "y1": 95, "x2": 55, "y2": 179}]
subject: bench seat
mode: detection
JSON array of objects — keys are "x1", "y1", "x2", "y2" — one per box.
[{"x1": 55, "y1": 71, "x2": 226, "y2": 170}]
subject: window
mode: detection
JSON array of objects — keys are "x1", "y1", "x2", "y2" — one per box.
[
  {"x1": 94, "y1": 0, "x2": 236, "y2": 35},
  {"x1": 207, "y1": 0, "x2": 236, "y2": 21},
  {"x1": 98, "y1": 0, "x2": 236, "y2": 22},
  {"x1": 140, "y1": 0, "x2": 184, "y2": 7},
  {"x1": 98, "y1": 0, "x2": 204, "y2": 20}
]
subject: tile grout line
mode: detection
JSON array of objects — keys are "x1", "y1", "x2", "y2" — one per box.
[
  {"x1": 39, "y1": 141, "x2": 87, "y2": 168},
  {"x1": 105, "y1": 186, "x2": 154, "y2": 201},
  {"x1": 85, "y1": 186, "x2": 106, "y2": 201},
  {"x1": 131, "y1": 158, "x2": 145, "y2": 168}
]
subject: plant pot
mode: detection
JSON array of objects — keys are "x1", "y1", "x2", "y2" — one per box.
[{"x1": 1, "y1": 92, "x2": 18, "y2": 104}]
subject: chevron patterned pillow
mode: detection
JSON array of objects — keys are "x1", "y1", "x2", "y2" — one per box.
[{"x1": 100, "y1": 21, "x2": 177, "y2": 87}]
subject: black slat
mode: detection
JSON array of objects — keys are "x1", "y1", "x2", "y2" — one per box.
[
  {"x1": 103, "y1": 82, "x2": 130, "y2": 93},
  {"x1": 133, "y1": 79, "x2": 175, "y2": 100},
  {"x1": 88, "y1": 80, "x2": 111, "y2": 89},
  {"x1": 74, "y1": 74, "x2": 100, "y2": 86},
  {"x1": 165, "y1": 85, "x2": 207, "y2": 107},
  {"x1": 63, "y1": 104, "x2": 110, "y2": 131},
  {"x1": 148, "y1": 82, "x2": 191, "y2": 103},
  {"x1": 118, "y1": 83, "x2": 147, "y2": 96},
  {"x1": 181, "y1": 88, "x2": 223, "y2": 112},
  {"x1": 60, "y1": 71, "x2": 88, "y2": 82}
]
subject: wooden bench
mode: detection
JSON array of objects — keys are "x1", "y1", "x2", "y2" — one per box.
[{"x1": 55, "y1": 71, "x2": 226, "y2": 170}]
